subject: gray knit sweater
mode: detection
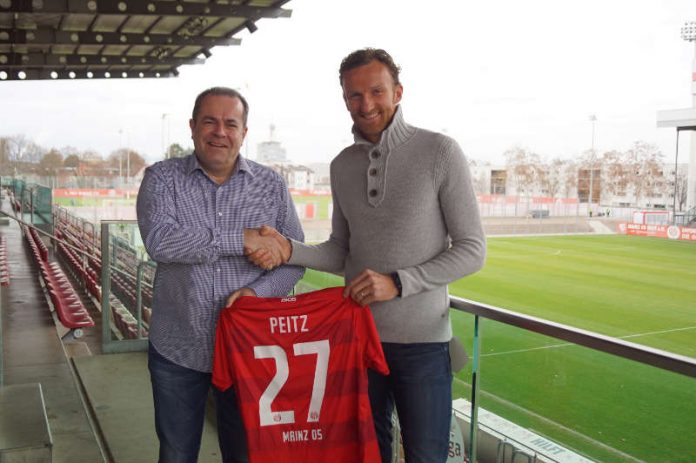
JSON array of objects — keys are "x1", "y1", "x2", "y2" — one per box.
[{"x1": 289, "y1": 106, "x2": 486, "y2": 343}]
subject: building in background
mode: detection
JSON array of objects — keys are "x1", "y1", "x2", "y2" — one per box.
[{"x1": 256, "y1": 124, "x2": 288, "y2": 164}]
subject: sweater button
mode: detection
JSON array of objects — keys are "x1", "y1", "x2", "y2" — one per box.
[
  {"x1": 371, "y1": 151, "x2": 381, "y2": 159},
  {"x1": 369, "y1": 168, "x2": 378, "y2": 176},
  {"x1": 369, "y1": 189, "x2": 378, "y2": 197}
]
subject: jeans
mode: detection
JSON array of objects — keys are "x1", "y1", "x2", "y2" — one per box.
[
  {"x1": 368, "y1": 342, "x2": 452, "y2": 463},
  {"x1": 148, "y1": 343, "x2": 248, "y2": 463}
]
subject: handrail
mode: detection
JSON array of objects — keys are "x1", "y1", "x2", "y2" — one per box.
[
  {"x1": 0, "y1": 210, "x2": 90, "y2": 261},
  {"x1": 0, "y1": 211, "x2": 154, "y2": 290},
  {"x1": 450, "y1": 295, "x2": 696, "y2": 378}
]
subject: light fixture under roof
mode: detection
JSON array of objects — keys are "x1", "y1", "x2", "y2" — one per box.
[{"x1": 681, "y1": 21, "x2": 696, "y2": 42}]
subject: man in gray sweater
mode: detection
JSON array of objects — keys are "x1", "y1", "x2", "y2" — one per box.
[{"x1": 247, "y1": 48, "x2": 486, "y2": 463}]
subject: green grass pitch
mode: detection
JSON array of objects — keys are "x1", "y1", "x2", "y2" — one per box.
[{"x1": 298, "y1": 234, "x2": 696, "y2": 462}]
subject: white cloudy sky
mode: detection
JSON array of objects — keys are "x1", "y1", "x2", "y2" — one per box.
[{"x1": 2, "y1": 0, "x2": 696, "y2": 166}]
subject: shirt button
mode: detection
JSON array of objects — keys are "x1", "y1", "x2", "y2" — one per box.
[
  {"x1": 369, "y1": 168, "x2": 378, "y2": 176},
  {"x1": 217, "y1": 268, "x2": 221, "y2": 273},
  {"x1": 369, "y1": 189, "x2": 378, "y2": 197},
  {"x1": 218, "y1": 212, "x2": 223, "y2": 216}
]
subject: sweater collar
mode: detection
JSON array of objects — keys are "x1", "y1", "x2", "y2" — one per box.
[{"x1": 352, "y1": 105, "x2": 415, "y2": 151}]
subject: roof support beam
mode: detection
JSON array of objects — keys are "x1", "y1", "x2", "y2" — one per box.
[
  {"x1": 2, "y1": 28, "x2": 242, "y2": 47},
  {"x1": 0, "y1": 52, "x2": 204, "y2": 67},
  {"x1": 0, "y1": 68, "x2": 177, "y2": 80},
  {"x1": 0, "y1": 0, "x2": 292, "y2": 19}
]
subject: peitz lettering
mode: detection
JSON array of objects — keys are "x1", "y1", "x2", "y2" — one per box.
[{"x1": 269, "y1": 315, "x2": 309, "y2": 334}]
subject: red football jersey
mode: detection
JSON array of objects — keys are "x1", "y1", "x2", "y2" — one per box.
[{"x1": 212, "y1": 287, "x2": 389, "y2": 463}]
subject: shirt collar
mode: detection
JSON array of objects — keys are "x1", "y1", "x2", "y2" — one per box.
[{"x1": 186, "y1": 152, "x2": 255, "y2": 180}]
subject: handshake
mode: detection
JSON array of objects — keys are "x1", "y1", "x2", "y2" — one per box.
[{"x1": 243, "y1": 226, "x2": 291, "y2": 271}]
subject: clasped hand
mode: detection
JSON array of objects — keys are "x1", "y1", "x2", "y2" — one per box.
[
  {"x1": 243, "y1": 227, "x2": 398, "y2": 307},
  {"x1": 244, "y1": 226, "x2": 291, "y2": 270}
]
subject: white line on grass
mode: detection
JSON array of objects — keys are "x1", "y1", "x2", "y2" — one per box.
[
  {"x1": 454, "y1": 377, "x2": 643, "y2": 462},
  {"x1": 481, "y1": 325, "x2": 696, "y2": 358},
  {"x1": 620, "y1": 325, "x2": 696, "y2": 339}
]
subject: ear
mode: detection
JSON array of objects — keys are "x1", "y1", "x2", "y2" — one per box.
[
  {"x1": 341, "y1": 87, "x2": 350, "y2": 110},
  {"x1": 189, "y1": 118, "x2": 195, "y2": 135},
  {"x1": 394, "y1": 84, "x2": 403, "y2": 104}
]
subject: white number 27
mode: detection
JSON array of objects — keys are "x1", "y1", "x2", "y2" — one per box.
[{"x1": 253, "y1": 340, "x2": 330, "y2": 427}]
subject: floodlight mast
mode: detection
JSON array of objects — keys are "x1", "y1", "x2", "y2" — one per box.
[
  {"x1": 682, "y1": 21, "x2": 696, "y2": 106},
  {"x1": 681, "y1": 21, "x2": 696, "y2": 41},
  {"x1": 681, "y1": 21, "x2": 696, "y2": 213}
]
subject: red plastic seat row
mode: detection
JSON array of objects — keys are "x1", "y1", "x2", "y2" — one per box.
[
  {"x1": 0, "y1": 235, "x2": 9, "y2": 286},
  {"x1": 41, "y1": 262, "x2": 94, "y2": 330},
  {"x1": 84, "y1": 266, "x2": 101, "y2": 302},
  {"x1": 29, "y1": 228, "x2": 48, "y2": 262},
  {"x1": 22, "y1": 226, "x2": 94, "y2": 332},
  {"x1": 57, "y1": 242, "x2": 102, "y2": 303},
  {"x1": 23, "y1": 226, "x2": 44, "y2": 265},
  {"x1": 111, "y1": 305, "x2": 148, "y2": 339}
]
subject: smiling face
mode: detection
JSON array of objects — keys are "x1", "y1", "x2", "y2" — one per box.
[
  {"x1": 341, "y1": 60, "x2": 403, "y2": 144},
  {"x1": 189, "y1": 94, "x2": 248, "y2": 184}
]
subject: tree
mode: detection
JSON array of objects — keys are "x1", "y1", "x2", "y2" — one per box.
[
  {"x1": 623, "y1": 141, "x2": 664, "y2": 207},
  {"x1": 58, "y1": 145, "x2": 80, "y2": 158},
  {"x1": 601, "y1": 149, "x2": 629, "y2": 199},
  {"x1": 673, "y1": 165, "x2": 688, "y2": 212},
  {"x1": 108, "y1": 148, "x2": 148, "y2": 178},
  {"x1": 541, "y1": 157, "x2": 565, "y2": 198},
  {"x1": 0, "y1": 137, "x2": 9, "y2": 168},
  {"x1": 562, "y1": 159, "x2": 578, "y2": 199},
  {"x1": 80, "y1": 149, "x2": 103, "y2": 162},
  {"x1": 22, "y1": 141, "x2": 45, "y2": 164},
  {"x1": 39, "y1": 149, "x2": 64, "y2": 175},
  {"x1": 7, "y1": 134, "x2": 29, "y2": 162},
  {"x1": 503, "y1": 146, "x2": 541, "y2": 197},
  {"x1": 63, "y1": 154, "x2": 81, "y2": 169},
  {"x1": 467, "y1": 159, "x2": 488, "y2": 195},
  {"x1": 166, "y1": 143, "x2": 191, "y2": 159}
]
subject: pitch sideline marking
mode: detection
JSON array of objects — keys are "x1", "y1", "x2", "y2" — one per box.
[{"x1": 481, "y1": 325, "x2": 696, "y2": 358}]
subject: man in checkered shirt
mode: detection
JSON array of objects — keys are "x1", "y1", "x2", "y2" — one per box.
[{"x1": 137, "y1": 87, "x2": 304, "y2": 463}]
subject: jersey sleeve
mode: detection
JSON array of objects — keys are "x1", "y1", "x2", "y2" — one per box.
[{"x1": 212, "y1": 309, "x2": 235, "y2": 391}]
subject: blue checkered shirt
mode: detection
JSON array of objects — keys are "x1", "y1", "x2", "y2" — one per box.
[{"x1": 136, "y1": 154, "x2": 305, "y2": 372}]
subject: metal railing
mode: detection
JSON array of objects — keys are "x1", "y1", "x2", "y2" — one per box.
[
  {"x1": 450, "y1": 295, "x2": 696, "y2": 461},
  {"x1": 676, "y1": 205, "x2": 696, "y2": 226}
]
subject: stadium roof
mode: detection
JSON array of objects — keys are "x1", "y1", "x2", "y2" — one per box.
[{"x1": 0, "y1": 0, "x2": 291, "y2": 81}]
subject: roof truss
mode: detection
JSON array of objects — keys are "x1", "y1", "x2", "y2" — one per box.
[{"x1": 0, "y1": 0, "x2": 291, "y2": 81}]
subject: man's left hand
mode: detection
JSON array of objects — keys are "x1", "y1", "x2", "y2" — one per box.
[
  {"x1": 226, "y1": 287, "x2": 256, "y2": 307},
  {"x1": 344, "y1": 269, "x2": 398, "y2": 307}
]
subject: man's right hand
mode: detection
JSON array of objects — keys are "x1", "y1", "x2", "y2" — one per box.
[{"x1": 243, "y1": 226, "x2": 291, "y2": 270}]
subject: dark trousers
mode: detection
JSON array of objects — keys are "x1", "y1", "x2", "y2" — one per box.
[
  {"x1": 369, "y1": 342, "x2": 452, "y2": 463},
  {"x1": 148, "y1": 343, "x2": 248, "y2": 463}
]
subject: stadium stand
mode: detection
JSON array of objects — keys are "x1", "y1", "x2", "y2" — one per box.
[
  {"x1": 53, "y1": 214, "x2": 151, "y2": 340},
  {"x1": 23, "y1": 224, "x2": 94, "y2": 338},
  {"x1": 0, "y1": 235, "x2": 9, "y2": 286}
]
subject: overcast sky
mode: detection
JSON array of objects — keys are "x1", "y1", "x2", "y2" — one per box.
[{"x1": 2, "y1": 0, "x2": 696, "y2": 166}]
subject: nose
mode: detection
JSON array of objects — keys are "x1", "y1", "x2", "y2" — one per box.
[
  {"x1": 212, "y1": 121, "x2": 226, "y2": 137},
  {"x1": 360, "y1": 95, "x2": 375, "y2": 113}
]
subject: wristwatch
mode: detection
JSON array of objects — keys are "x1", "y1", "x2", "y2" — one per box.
[{"x1": 390, "y1": 272, "x2": 402, "y2": 297}]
